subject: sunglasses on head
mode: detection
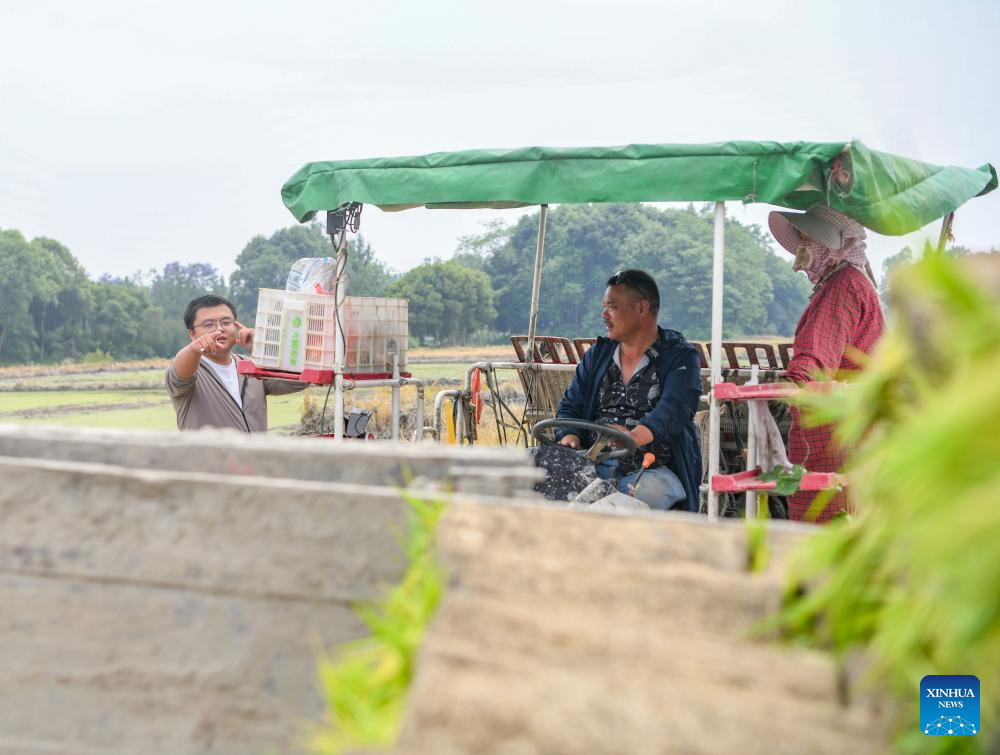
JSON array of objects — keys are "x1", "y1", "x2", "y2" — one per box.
[{"x1": 609, "y1": 270, "x2": 654, "y2": 302}]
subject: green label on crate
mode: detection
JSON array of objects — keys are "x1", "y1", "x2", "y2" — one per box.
[
  {"x1": 290, "y1": 316, "x2": 302, "y2": 368},
  {"x1": 282, "y1": 310, "x2": 307, "y2": 372}
]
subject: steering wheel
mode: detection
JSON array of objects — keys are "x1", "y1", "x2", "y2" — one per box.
[{"x1": 531, "y1": 418, "x2": 639, "y2": 464}]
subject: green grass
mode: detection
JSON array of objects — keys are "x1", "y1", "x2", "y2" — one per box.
[
  {"x1": 0, "y1": 389, "x2": 164, "y2": 414},
  {"x1": 0, "y1": 383, "x2": 313, "y2": 434},
  {"x1": 16, "y1": 400, "x2": 180, "y2": 430},
  {"x1": 268, "y1": 392, "x2": 314, "y2": 431}
]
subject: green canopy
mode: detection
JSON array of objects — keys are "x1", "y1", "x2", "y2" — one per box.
[{"x1": 282, "y1": 140, "x2": 996, "y2": 236}]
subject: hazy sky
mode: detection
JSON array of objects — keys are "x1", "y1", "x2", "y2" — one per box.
[{"x1": 2, "y1": 0, "x2": 997, "y2": 281}]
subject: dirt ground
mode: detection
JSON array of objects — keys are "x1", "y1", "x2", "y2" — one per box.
[
  {"x1": 0, "y1": 358, "x2": 168, "y2": 381},
  {"x1": 408, "y1": 345, "x2": 513, "y2": 362}
]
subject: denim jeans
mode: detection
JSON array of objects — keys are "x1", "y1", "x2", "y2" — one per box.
[{"x1": 595, "y1": 460, "x2": 686, "y2": 511}]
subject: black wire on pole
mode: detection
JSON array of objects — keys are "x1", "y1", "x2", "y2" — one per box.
[
  {"x1": 322, "y1": 203, "x2": 363, "y2": 436},
  {"x1": 319, "y1": 381, "x2": 334, "y2": 435}
]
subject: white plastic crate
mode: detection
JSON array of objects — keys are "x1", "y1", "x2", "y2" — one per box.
[
  {"x1": 342, "y1": 296, "x2": 409, "y2": 373},
  {"x1": 252, "y1": 289, "x2": 337, "y2": 372}
]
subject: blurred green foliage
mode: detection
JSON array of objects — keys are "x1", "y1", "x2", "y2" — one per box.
[
  {"x1": 776, "y1": 250, "x2": 1000, "y2": 753},
  {"x1": 306, "y1": 494, "x2": 446, "y2": 755}
]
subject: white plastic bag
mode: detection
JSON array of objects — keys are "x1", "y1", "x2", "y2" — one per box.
[{"x1": 286, "y1": 257, "x2": 338, "y2": 294}]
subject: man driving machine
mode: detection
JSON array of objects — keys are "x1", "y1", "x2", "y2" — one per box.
[{"x1": 548, "y1": 269, "x2": 703, "y2": 511}]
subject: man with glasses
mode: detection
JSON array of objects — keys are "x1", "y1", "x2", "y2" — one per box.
[
  {"x1": 165, "y1": 295, "x2": 305, "y2": 432},
  {"x1": 556, "y1": 270, "x2": 703, "y2": 511}
]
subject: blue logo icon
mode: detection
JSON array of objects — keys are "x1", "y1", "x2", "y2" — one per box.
[{"x1": 921, "y1": 675, "x2": 979, "y2": 736}]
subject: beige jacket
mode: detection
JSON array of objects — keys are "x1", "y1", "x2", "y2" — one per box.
[{"x1": 165, "y1": 355, "x2": 306, "y2": 432}]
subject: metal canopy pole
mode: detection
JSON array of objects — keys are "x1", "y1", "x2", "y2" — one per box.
[
  {"x1": 390, "y1": 353, "x2": 400, "y2": 441},
  {"x1": 331, "y1": 227, "x2": 349, "y2": 441},
  {"x1": 744, "y1": 364, "x2": 759, "y2": 519},
  {"x1": 525, "y1": 204, "x2": 549, "y2": 362},
  {"x1": 707, "y1": 201, "x2": 726, "y2": 521}
]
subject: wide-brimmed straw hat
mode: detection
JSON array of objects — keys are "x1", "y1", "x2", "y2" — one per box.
[{"x1": 768, "y1": 202, "x2": 851, "y2": 254}]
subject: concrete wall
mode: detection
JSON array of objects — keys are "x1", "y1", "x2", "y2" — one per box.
[
  {"x1": 391, "y1": 504, "x2": 893, "y2": 755},
  {"x1": 0, "y1": 424, "x2": 541, "y2": 495},
  {"x1": 0, "y1": 426, "x2": 540, "y2": 755},
  {"x1": 0, "y1": 424, "x2": 887, "y2": 754}
]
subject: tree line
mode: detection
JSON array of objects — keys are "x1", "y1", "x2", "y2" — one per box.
[
  {"x1": 454, "y1": 203, "x2": 813, "y2": 342},
  {"x1": 2, "y1": 204, "x2": 839, "y2": 364},
  {"x1": 0, "y1": 226, "x2": 394, "y2": 364}
]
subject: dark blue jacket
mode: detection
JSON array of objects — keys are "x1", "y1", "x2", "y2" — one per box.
[{"x1": 556, "y1": 327, "x2": 703, "y2": 512}]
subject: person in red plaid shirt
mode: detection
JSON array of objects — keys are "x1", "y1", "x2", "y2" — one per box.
[{"x1": 768, "y1": 203, "x2": 885, "y2": 522}]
